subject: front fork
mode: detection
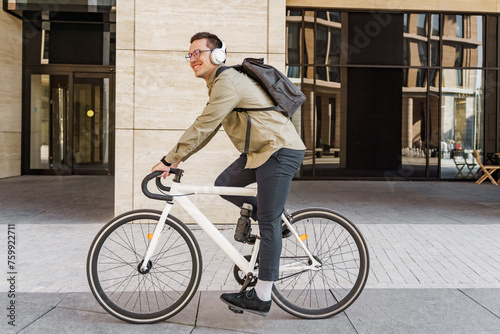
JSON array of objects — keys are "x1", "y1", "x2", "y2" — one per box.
[{"x1": 139, "y1": 202, "x2": 173, "y2": 273}]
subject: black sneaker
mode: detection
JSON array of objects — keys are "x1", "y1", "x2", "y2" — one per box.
[{"x1": 220, "y1": 288, "x2": 271, "y2": 316}]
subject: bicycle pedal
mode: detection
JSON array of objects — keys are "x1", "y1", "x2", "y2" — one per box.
[
  {"x1": 228, "y1": 306, "x2": 244, "y2": 314},
  {"x1": 246, "y1": 235, "x2": 257, "y2": 245}
]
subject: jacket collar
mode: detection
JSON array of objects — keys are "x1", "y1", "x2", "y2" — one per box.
[{"x1": 206, "y1": 64, "x2": 224, "y2": 89}]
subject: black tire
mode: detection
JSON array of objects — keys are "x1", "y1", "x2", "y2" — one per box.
[
  {"x1": 272, "y1": 208, "x2": 369, "y2": 319},
  {"x1": 87, "y1": 210, "x2": 202, "y2": 323}
]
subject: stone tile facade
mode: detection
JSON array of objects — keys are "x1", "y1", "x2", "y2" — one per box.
[
  {"x1": 0, "y1": 10, "x2": 22, "y2": 178},
  {"x1": 115, "y1": 0, "x2": 286, "y2": 222}
]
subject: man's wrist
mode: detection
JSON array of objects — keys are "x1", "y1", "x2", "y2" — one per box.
[{"x1": 160, "y1": 156, "x2": 171, "y2": 167}]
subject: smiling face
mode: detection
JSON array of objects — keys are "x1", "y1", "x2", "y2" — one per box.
[{"x1": 189, "y1": 38, "x2": 217, "y2": 81}]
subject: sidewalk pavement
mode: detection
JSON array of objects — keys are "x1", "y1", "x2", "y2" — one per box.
[{"x1": 0, "y1": 175, "x2": 499, "y2": 333}]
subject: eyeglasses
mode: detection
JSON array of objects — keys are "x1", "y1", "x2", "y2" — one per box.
[{"x1": 185, "y1": 49, "x2": 212, "y2": 61}]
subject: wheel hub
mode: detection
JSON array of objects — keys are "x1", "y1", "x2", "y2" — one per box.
[{"x1": 137, "y1": 259, "x2": 153, "y2": 274}]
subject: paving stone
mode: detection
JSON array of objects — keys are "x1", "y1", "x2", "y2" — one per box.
[{"x1": 1, "y1": 176, "x2": 500, "y2": 333}]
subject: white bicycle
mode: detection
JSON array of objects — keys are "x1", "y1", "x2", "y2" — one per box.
[{"x1": 86, "y1": 169, "x2": 369, "y2": 323}]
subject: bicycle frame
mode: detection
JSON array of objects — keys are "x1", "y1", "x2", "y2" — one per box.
[{"x1": 140, "y1": 181, "x2": 321, "y2": 277}]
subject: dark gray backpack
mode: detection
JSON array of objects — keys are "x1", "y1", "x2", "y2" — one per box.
[{"x1": 216, "y1": 58, "x2": 306, "y2": 118}]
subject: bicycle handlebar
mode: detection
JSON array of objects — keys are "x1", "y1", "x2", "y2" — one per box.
[{"x1": 141, "y1": 169, "x2": 184, "y2": 202}]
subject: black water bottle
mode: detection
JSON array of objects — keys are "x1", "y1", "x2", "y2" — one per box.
[{"x1": 234, "y1": 203, "x2": 253, "y2": 243}]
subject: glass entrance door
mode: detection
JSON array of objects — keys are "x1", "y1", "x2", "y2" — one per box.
[
  {"x1": 73, "y1": 75, "x2": 111, "y2": 172},
  {"x1": 29, "y1": 74, "x2": 69, "y2": 171},
  {"x1": 27, "y1": 71, "x2": 114, "y2": 174}
]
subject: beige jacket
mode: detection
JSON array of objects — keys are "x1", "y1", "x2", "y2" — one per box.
[{"x1": 165, "y1": 65, "x2": 305, "y2": 168}]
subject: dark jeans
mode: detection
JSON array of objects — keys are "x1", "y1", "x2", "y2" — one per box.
[{"x1": 214, "y1": 148, "x2": 305, "y2": 281}]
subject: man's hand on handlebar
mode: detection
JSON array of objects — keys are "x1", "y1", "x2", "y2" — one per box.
[{"x1": 151, "y1": 161, "x2": 180, "y2": 179}]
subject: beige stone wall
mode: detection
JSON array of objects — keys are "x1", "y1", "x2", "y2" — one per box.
[
  {"x1": 286, "y1": 0, "x2": 500, "y2": 13},
  {"x1": 115, "y1": 0, "x2": 286, "y2": 223},
  {"x1": 0, "y1": 11, "x2": 22, "y2": 179}
]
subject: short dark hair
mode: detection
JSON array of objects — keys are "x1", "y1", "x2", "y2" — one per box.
[{"x1": 190, "y1": 32, "x2": 222, "y2": 50}]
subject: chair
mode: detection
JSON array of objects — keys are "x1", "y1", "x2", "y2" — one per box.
[
  {"x1": 452, "y1": 149, "x2": 467, "y2": 178},
  {"x1": 473, "y1": 150, "x2": 500, "y2": 185}
]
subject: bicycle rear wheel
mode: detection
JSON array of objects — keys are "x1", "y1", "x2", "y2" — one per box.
[
  {"x1": 272, "y1": 208, "x2": 369, "y2": 319},
  {"x1": 87, "y1": 209, "x2": 202, "y2": 324}
]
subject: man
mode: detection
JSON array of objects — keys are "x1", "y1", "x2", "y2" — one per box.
[{"x1": 152, "y1": 32, "x2": 305, "y2": 316}]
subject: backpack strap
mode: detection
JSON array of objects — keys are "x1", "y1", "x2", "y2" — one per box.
[
  {"x1": 243, "y1": 112, "x2": 251, "y2": 154},
  {"x1": 216, "y1": 65, "x2": 241, "y2": 77},
  {"x1": 233, "y1": 106, "x2": 278, "y2": 112}
]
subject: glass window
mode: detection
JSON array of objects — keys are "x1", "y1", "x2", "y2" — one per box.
[
  {"x1": 317, "y1": 11, "x2": 327, "y2": 20},
  {"x1": 440, "y1": 69, "x2": 483, "y2": 179},
  {"x1": 418, "y1": 41, "x2": 428, "y2": 66},
  {"x1": 431, "y1": 14, "x2": 440, "y2": 36},
  {"x1": 287, "y1": 22, "x2": 301, "y2": 63},
  {"x1": 23, "y1": 11, "x2": 116, "y2": 66},
  {"x1": 316, "y1": 25, "x2": 328, "y2": 80},
  {"x1": 286, "y1": 9, "x2": 488, "y2": 180},
  {"x1": 401, "y1": 84, "x2": 427, "y2": 178},
  {"x1": 416, "y1": 42, "x2": 428, "y2": 87},
  {"x1": 417, "y1": 14, "x2": 427, "y2": 36},
  {"x1": 328, "y1": 28, "x2": 341, "y2": 64},
  {"x1": 30, "y1": 75, "x2": 69, "y2": 169},
  {"x1": 300, "y1": 65, "x2": 342, "y2": 177},
  {"x1": 329, "y1": 12, "x2": 341, "y2": 23},
  {"x1": 430, "y1": 40, "x2": 439, "y2": 67},
  {"x1": 454, "y1": 44, "x2": 463, "y2": 67},
  {"x1": 456, "y1": 15, "x2": 464, "y2": 38},
  {"x1": 30, "y1": 75, "x2": 51, "y2": 169}
]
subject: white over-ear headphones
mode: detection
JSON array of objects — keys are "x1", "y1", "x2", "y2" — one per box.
[{"x1": 210, "y1": 41, "x2": 226, "y2": 65}]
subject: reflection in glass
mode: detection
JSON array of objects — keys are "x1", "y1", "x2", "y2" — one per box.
[
  {"x1": 401, "y1": 68, "x2": 440, "y2": 178},
  {"x1": 30, "y1": 75, "x2": 68, "y2": 170},
  {"x1": 329, "y1": 12, "x2": 341, "y2": 23},
  {"x1": 300, "y1": 64, "x2": 342, "y2": 177},
  {"x1": 440, "y1": 69, "x2": 483, "y2": 179},
  {"x1": 442, "y1": 15, "x2": 482, "y2": 68},
  {"x1": 429, "y1": 92, "x2": 440, "y2": 177},
  {"x1": 431, "y1": 14, "x2": 440, "y2": 36},
  {"x1": 405, "y1": 68, "x2": 427, "y2": 88},
  {"x1": 286, "y1": 10, "x2": 487, "y2": 180},
  {"x1": 317, "y1": 11, "x2": 327, "y2": 20},
  {"x1": 287, "y1": 21, "x2": 301, "y2": 77},
  {"x1": 73, "y1": 78, "x2": 110, "y2": 167},
  {"x1": 316, "y1": 25, "x2": 328, "y2": 78},
  {"x1": 456, "y1": 15, "x2": 464, "y2": 38},
  {"x1": 30, "y1": 75, "x2": 51, "y2": 169},
  {"x1": 429, "y1": 69, "x2": 440, "y2": 88},
  {"x1": 401, "y1": 70, "x2": 427, "y2": 178},
  {"x1": 430, "y1": 40, "x2": 439, "y2": 66},
  {"x1": 417, "y1": 14, "x2": 427, "y2": 36}
]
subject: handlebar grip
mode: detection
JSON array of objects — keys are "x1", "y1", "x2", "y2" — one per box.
[
  {"x1": 141, "y1": 171, "x2": 173, "y2": 201},
  {"x1": 155, "y1": 175, "x2": 171, "y2": 192}
]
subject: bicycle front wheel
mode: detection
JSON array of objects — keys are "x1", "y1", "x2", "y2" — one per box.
[
  {"x1": 272, "y1": 208, "x2": 369, "y2": 319},
  {"x1": 87, "y1": 209, "x2": 202, "y2": 324}
]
